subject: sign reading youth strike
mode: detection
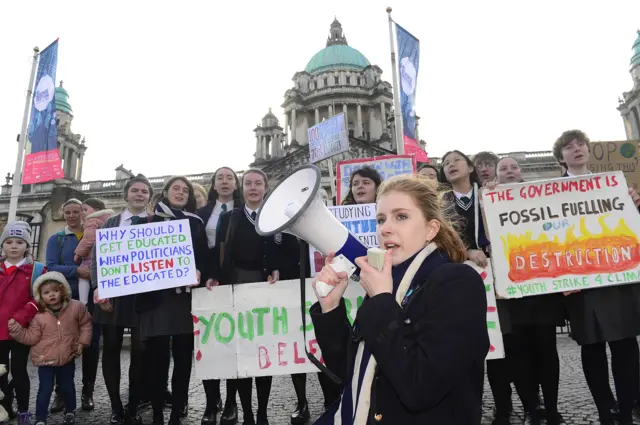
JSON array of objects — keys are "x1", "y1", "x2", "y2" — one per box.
[
  {"x1": 483, "y1": 171, "x2": 640, "y2": 298},
  {"x1": 96, "y1": 220, "x2": 197, "y2": 298}
]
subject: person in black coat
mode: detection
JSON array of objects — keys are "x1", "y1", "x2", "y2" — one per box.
[
  {"x1": 553, "y1": 130, "x2": 640, "y2": 425},
  {"x1": 92, "y1": 174, "x2": 154, "y2": 425},
  {"x1": 135, "y1": 176, "x2": 209, "y2": 425},
  {"x1": 311, "y1": 174, "x2": 489, "y2": 425},
  {"x1": 485, "y1": 157, "x2": 568, "y2": 425},
  {"x1": 206, "y1": 169, "x2": 284, "y2": 425}
]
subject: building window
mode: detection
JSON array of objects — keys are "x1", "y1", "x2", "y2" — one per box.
[
  {"x1": 346, "y1": 76, "x2": 351, "y2": 84},
  {"x1": 334, "y1": 76, "x2": 339, "y2": 85},
  {"x1": 363, "y1": 77, "x2": 367, "y2": 85},
  {"x1": 356, "y1": 77, "x2": 360, "y2": 85},
  {"x1": 324, "y1": 77, "x2": 328, "y2": 86}
]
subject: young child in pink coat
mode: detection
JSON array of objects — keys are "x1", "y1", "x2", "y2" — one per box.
[{"x1": 73, "y1": 198, "x2": 114, "y2": 305}]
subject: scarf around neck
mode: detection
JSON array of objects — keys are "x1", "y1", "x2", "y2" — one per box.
[
  {"x1": 154, "y1": 201, "x2": 203, "y2": 293},
  {"x1": 332, "y1": 242, "x2": 439, "y2": 425}
]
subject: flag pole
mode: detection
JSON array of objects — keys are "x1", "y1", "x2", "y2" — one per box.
[
  {"x1": 387, "y1": 7, "x2": 405, "y2": 155},
  {"x1": 9, "y1": 47, "x2": 40, "y2": 222}
]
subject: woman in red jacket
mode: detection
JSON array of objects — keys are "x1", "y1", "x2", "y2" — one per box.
[{"x1": 0, "y1": 221, "x2": 46, "y2": 422}]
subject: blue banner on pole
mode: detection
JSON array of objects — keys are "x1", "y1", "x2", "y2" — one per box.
[
  {"x1": 24, "y1": 39, "x2": 63, "y2": 184},
  {"x1": 395, "y1": 24, "x2": 419, "y2": 143}
]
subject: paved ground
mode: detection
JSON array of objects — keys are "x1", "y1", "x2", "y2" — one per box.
[{"x1": 3, "y1": 335, "x2": 639, "y2": 424}]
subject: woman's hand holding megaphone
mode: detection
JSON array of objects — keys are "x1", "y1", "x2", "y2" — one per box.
[{"x1": 313, "y1": 252, "x2": 349, "y2": 314}]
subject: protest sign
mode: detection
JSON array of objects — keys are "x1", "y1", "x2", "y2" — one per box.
[
  {"x1": 587, "y1": 140, "x2": 640, "y2": 190},
  {"x1": 464, "y1": 260, "x2": 504, "y2": 360},
  {"x1": 192, "y1": 279, "x2": 365, "y2": 379},
  {"x1": 308, "y1": 113, "x2": 349, "y2": 163},
  {"x1": 308, "y1": 203, "x2": 377, "y2": 277},
  {"x1": 95, "y1": 219, "x2": 197, "y2": 298},
  {"x1": 482, "y1": 171, "x2": 640, "y2": 298},
  {"x1": 336, "y1": 155, "x2": 416, "y2": 204}
]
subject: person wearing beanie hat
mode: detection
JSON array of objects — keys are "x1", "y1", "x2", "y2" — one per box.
[
  {"x1": 0, "y1": 221, "x2": 32, "y2": 248},
  {"x1": 0, "y1": 220, "x2": 46, "y2": 421}
]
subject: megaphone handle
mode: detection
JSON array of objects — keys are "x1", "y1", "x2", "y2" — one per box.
[{"x1": 315, "y1": 259, "x2": 350, "y2": 298}]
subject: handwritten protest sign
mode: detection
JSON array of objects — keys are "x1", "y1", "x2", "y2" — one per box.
[
  {"x1": 95, "y1": 219, "x2": 197, "y2": 298},
  {"x1": 465, "y1": 260, "x2": 504, "y2": 360},
  {"x1": 193, "y1": 264, "x2": 502, "y2": 379},
  {"x1": 192, "y1": 279, "x2": 364, "y2": 379},
  {"x1": 309, "y1": 204, "x2": 377, "y2": 277},
  {"x1": 483, "y1": 171, "x2": 640, "y2": 298},
  {"x1": 587, "y1": 140, "x2": 640, "y2": 190},
  {"x1": 308, "y1": 113, "x2": 349, "y2": 163},
  {"x1": 336, "y1": 155, "x2": 416, "y2": 204}
]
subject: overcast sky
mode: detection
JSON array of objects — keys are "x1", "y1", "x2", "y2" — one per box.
[{"x1": 1, "y1": 1, "x2": 639, "y2": 182}]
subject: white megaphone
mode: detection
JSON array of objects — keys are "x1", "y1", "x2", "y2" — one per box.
[{"x1": 255, "y1": 164, "x2": 368, "y2": 296}]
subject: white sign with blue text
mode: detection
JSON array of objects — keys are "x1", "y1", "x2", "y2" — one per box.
[{"x1": 308, "y1": 113, "x2": 349, "y2": 163}]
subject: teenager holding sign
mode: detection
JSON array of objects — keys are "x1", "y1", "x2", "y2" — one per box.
[
  {"x1": 92, "y1": 174, "x2": 153, "y2": 425},
  {"x1": 136, "y1": 176, "x2": 208, "y2": 425},
  {"x1": 208, "y1": 169, "x2": 284, "y2": 425},
  {"x1": 554, "y1": 130, "x2": 640, "y2": 425},
  {"x1": 311, "y1": 175, "x2": 489, "y2": 424}
]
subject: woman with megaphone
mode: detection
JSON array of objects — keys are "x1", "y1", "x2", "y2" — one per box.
[{"x1": 310, "y1": 174, "x2": 489, "y2": 425}]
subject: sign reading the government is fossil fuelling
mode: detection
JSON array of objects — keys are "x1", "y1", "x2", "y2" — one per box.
[{"x1": 482, "y1": 171, "x2": 640, "y2": 298}]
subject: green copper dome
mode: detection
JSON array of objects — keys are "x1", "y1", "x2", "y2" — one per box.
[
  {"x1": 54, "y1": 82, "x2": 73, "y2": 115},
  {"x1": 632, "y1": 30, "x2": 640, "y2": 68},
  {"x1": 305, "y1": 45, "x2": 370, "y2": 74},
  {"x1": 304, "y1": 18, "x2": 370, "y2": 74}
]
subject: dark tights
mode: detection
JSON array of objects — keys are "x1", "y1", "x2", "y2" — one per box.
[
  {"x1": 101, "y1": 326, "x2": 144, "y2": 414},
  {"x1": 291, "y1": 373, "x2": 342, "y2": 408},
  {"x1": 0, "y1": 340, "x2": 30, "y2": 412},
  {"x1": 581, "y1": 337, "x2": 640, "y2": 422}
]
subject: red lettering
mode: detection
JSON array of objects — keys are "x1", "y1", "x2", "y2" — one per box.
[
  {"x1": 593, "y1": 176, "x2": 602, "y2": 189},
  {"x1": 277, "y1": 342, "x2": 288, "y2": 366},
  {"x1": 130, "y1": 259, "x2": 174, "y2": 274},
  {"x1": 611, "y1": 175, "x2": 619, "y2": 187},
  {"x1": 293, "y1": 342, "x2": 306, "y2": 364},
  {"x1": 519, "y1": 186, "x2": 527, "y2": 199},
  {"x1": 485, "y1": 191, "x2": 498, "y2": 203},
  {"x1": 258, "y1": 346, "x2": 271, "y2": 369},
  {"x1": 308, "y1": 339, "x2": 323, "y2": 364}
]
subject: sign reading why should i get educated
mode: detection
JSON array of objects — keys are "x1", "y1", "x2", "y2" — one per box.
[
  {"x1": 96, "y1": 219, "x2": 197, "y2": 298},
  {"x1": 482, "y1": 171, "x2": 640, "y2": 298}
]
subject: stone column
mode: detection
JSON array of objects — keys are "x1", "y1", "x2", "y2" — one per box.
[
  {"x1": 315, "y1": 108, "x2": 320, "y2": 124},
  {"x1": 283, "y1": 114, "x2": 288, "y2": 146},
  {"x1": 356, "y1": 104, "x2": 363, "y2": 137},
  {"x1": 415, "y1": 119, "x2": 420, "y2": 142},
  {"x1": 256, "y1": 135, "x2": 261, "y2": 159},
  {"x1": 328, "y1": 104, "x2": 333, "y2": 117},
  {"x1": 380, "y1": 102, "x2": 387, "y2": 133},
  {"x1": 291, "y1": 108, "x2": 297, "y2": 143},
  {"x1": 343, "y1": 103, "x2": 348, "y2": 118},
  {"x1": 70, "y1": 151, "x2": 78, "y2": 180},
  {"x1": 76, "y1": 153, "x2": 84, "y2": 181}
]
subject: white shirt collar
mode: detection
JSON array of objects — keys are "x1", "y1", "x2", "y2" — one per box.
[
  {"x1": 215, "y1": 199, "x2": 234, "y2": 212},
  {"x1": 453, "y1": 189, "x2": 473, "y2": 200},
  {"x1": 245, "y1": 204, "x2": 258, "y2": 215},
  {"x1": 121, "y1": 209, "x2": 148, "y2": 223},
  {"x1": 5, "y1": 258, "x2": 26, "y2": 268},
  {"x1": 566, "y1": 169, "x2": 592, "y2": 177}
]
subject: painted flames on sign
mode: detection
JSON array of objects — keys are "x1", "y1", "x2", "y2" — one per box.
[{"x1": 501, "y1": 216, "x2": 640, "y2": 282}]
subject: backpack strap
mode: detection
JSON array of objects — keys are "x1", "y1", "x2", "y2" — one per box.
[
  {"x1": 31, "y1": 261, "x2": 45, "y2": 290},
  {"x1": 56, "y1": 231, "x2": 65, "y2": 265}
]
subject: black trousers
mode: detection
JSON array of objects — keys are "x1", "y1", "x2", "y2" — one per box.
[
  {"x1": 291, "y1": 373, "x2": 342, "y2": 408},
  {"x1": 581, "y1": 337, "x2": 640, "y2": 422},
  {"x1": 509, "y1": 325, "x2": 560, "y2": 414},
  {"x1": 0, "y1": 339, "x2": 30, "y2": 412},
  {"x1": 202, "y1": 379, "x2": 221, "y2": 412},
  {"x1": 226, "y1": 376, "x2": 271, "y2": 423},
  {"x1": 102, "y1": 326, "x2": 144, "y2": 413},
  {"x1": 147, "y1": 334, "x2": 193, "y2": 420}
]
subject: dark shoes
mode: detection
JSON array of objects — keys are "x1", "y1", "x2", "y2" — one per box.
[
  {"x1": 81, "y1": 386, "x2": 95, "y2": 411},
  {"x1": 220, "y1": 403, "x2": 238, "y2": 425},
  {"x1": 202, "y1": 407, "x2": 218, "y2": 425},
  {"x1": 256, "y1": 412, "x2": 269, "y2": 425},
  {"x1": 50, "y1": 392, "x2": 65, "y2": 413},
  {"x1": 291, "y1": 401, "x2": 310, "y2": 424}
]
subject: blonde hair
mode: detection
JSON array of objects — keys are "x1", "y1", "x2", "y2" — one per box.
[
  {"x1": 377, "y1": 174, "x2": 467, "y2": 263},
  {"x1": 192, "y1": 183, "x2": 208, "y2": 205}
]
